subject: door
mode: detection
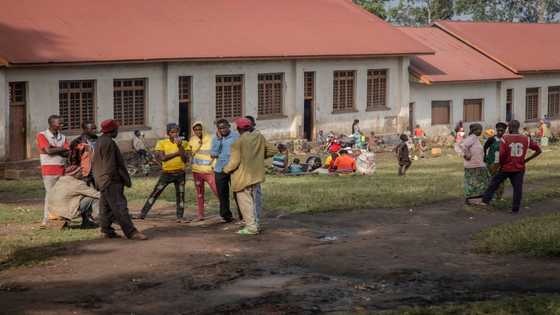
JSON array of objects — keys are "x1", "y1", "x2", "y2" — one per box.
[
  {"x1": 303, "y1": 72, "x2": 315, "y2": 141},
  {"x1": 409, "y1": 102, "x2": 415, "y2": 132},
  {"x1": 8, "y1": 82, "x2": 27, "y2": 161},
  {"x1": 178, "y1": 76, "x2": 192, "y2": 139}
]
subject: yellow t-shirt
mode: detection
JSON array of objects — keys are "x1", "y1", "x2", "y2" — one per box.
[{"x1": 154, "y1": 138, "x2": 190, "y2": 172}]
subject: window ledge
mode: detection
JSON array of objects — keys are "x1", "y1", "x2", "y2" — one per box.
[
  {"x1": 257, "y1": 114, "x2": 288, "y2": 121},
  {"x1": 524, "y1": 119, "x2": 540, "y2": 123},
  {"x1": 332, "y1": 109, "x2": 359, "y2": 114},
  {"x1": 431, "y1": 123, "x2": 451, "y2": 126},
  {"x1": 366, "y1": 107, "x2": 391, "y2": 112},
  {"x1": 118, "y1": 126, "x2": 152, "y2": 132}
]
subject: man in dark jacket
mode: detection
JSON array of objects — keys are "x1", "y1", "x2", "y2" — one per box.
[{"x1": 92, "y1": 119, "x2": 147, "y2": 240}]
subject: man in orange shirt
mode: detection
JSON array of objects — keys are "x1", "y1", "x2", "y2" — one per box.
[{"x1": 333, "y1": 149, "x2": 356, "y2": 173}]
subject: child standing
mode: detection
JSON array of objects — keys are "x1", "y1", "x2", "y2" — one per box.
[{"x1": 395, "y1": 134, "x2": 411, "y2": 176}]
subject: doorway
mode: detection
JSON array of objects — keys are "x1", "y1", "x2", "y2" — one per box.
[
  {"x1": 8, "y1": 82, "x2": 27, "y2": 161},
  {"x1": 409, "y1": 102, "x2": 415, "y2": 132},
  {"x1": 178, "y1": 76, "x2": 192, "y2": 139},
  {"x1": 303, "y1": 72, "x2": 315, "y2": 141}
]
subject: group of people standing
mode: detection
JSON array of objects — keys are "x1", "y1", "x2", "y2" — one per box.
[
  {"x1": 37, "y1": 114, "x2": 277, "y2": 239},
  {"x1": 460, "y1": 120, "x2": 542, "y2": 213}
]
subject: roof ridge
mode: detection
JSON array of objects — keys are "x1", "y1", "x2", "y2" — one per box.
[{"x1": 436, "y1": 19, "x2": 560, "y2": 25}]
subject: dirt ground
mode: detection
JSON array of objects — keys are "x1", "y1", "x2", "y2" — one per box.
[{"x1": 2, "y1": 198, "x2": 560, "y2": 315}]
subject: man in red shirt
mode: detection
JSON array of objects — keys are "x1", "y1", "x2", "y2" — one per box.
[
  {"x1": 36, "y1": 115, "x2": 69, "y2": 227},
  {"x1": 478, "y1": 120, "x2": 541, "y2": 213}
]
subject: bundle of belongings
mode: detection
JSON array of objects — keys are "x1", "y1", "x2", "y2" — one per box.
[{"x1": 47, "y1": 139, "x2": 99, "y2": 229}]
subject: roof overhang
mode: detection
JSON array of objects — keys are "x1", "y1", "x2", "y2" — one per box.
[{"x1": 0, "y1": 57, "x2": 8, "y2": 67}]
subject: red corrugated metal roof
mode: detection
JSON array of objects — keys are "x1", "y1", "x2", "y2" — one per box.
[
  {"x1": 435, "y1": 21, "x2": 560, "y2": 73},
  {"x1": 0, "y1": 0, "x2": 432, "y2": 65},
  {"x1": 400, "y1": 27, "x2": 520, "y2": 83}
]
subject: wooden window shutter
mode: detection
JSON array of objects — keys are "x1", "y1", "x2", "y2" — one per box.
[
  {"x1": 463, "y1": 99, "x2": 483, "y2": 122},
  {"x1": 304, "y1": 72, "x2": 314, "y2": 100},
  {"x1": 258, "y1": 73, "x2": 283, "y2": 116},
  {"x1": 215, "y1": 75, "x2": 243, "y2": 119},
  {"x1": 548, "y1": 86, "x2": 560, "y2": 118},
  {"x1": 333, "y1": 71, "x2": 355, "y2": 112},
  {"x1": 431, "y1": 101, "x2": 450, "y2": 125},
  {"x1": 525, "y1": 88, "x2": 539, "y2": 121},
  {"x1": 59, "y1": 80, "x2": 96, "y2": 131},
  {"x1": 367, "y1": 69, "x2": 387, "y2": 110},
  {"x1": 113, "y1": 78, "x2": 146, "y2": 127}
]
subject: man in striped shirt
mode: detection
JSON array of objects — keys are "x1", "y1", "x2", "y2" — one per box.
[{"x1": 36, "y1": 115, "x2": 69, "y2": 227}]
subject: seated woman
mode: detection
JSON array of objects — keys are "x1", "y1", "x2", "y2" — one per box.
[
  {"x1": 272, "y1": 143, "x2": 289, "y2": 173},
  {"x1": 333, "y1": 149, "x2": 356, "y2": 173},
  {"x1": 287, "y1": 158, "x2": 305, "y2": 174}
]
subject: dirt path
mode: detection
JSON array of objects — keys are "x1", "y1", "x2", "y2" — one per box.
[{"x1": 1, "y1": 198, "x2": 560, "y2": 315}]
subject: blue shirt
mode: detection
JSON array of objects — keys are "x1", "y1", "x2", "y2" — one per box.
[{"x1": 211, "y1": 131, "x2": 240, "y2": 173}]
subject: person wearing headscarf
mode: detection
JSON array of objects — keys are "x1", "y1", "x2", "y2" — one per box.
[
  {"x1": 135, "y1": 123, "x2": 190, "y2": 222},
  {"x1": 460, "y1": 123, "x2": 489, "y2": 204},
  {"x1": 189, "y1": 121, "x2": 218, "y2": 221},
  {"x1": 483, "y1": 122, "x2": 507, "y2": 200},
  {"x1": 92, "y1": 119, "x2": 146, "y2": 240}
]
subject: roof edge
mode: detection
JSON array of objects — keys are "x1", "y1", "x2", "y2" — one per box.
[
  {"x1": 433, "y1": 21, "x2": 520, "y2": 74},
  {"x1": 6, "y1": 52, "x2": 434, "y2": 67}
]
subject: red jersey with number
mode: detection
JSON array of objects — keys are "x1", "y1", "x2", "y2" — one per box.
[{"x1": 499, "y1": 134, "x2": 541, "y2": 172}]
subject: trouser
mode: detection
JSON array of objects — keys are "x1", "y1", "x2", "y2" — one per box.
[
  {"x1": 141, "y1": 171, "x2": 185, "y2": 218},
  {"x1": 487, "y1": 164, "x2": 505, "y2": 199},
  {"x1": 99, "y1": 182, "x2": 137, "y2": 238},
  {"x1": 482, "y1": 171, "x2": 525, "y2": 212},
  {"x1": 214, "y1": 172, "x2": 242, "y2": 220},
  {"x1": 398, "y1": 161, "x2": 411, "y2": 176},
  {"x1": 79, "y1": 196, "x2": 99, "y2": 220},
  {"x1": 193, "y1": 172, "x2": 218, "y2": 218},
  {"x1": 42, "y1": 175, "x2": 61, "y2": 224},
  {"x1": 235, "y1": 184, "x2": 260, "y2": 233}
]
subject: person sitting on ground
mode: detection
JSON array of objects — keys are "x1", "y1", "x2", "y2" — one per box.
[
  {"x1": 271, "y1": 144, "x2": 289, "y2": 173},
  {"x1": 47, "y1": 165, "x2": 100, "y2": 229},
  {"x1": 287, "y1": 158, "x2": 305, "y2": 174},
  {"x1": 395, "y1": 134, "x2": 412, "y2": 176},
  {"x1": 333, "y1": 149, "x2": 356, "y2": 173},
  {"x1": 136, "y1": 123, "x2": 190, "y2": 222}
]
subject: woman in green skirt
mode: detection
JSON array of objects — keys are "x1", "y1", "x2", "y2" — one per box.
[{"x1": 460, "y1": 123, "x2": 489, "y2": 204}]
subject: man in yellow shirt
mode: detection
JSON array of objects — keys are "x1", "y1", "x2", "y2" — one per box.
[{"x1": 135, "y1": 123, "x2": 190, "y2": 222}]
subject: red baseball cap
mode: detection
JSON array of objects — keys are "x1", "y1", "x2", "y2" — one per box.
[
  {"x1": 100, "y1": 119, "x2": 120, "y2": 133},
  {"x1": 235, "y1": 118, "x2": 252, "y2": 130}
]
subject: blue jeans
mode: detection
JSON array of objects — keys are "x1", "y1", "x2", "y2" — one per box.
[{"x1": 483, "y1": 171, "x2": 525, "y2": 212}]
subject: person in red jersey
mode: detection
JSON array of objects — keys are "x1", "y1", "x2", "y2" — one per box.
[{"x1": 476, "y1": 120, "x2": 541, "y2": 213}]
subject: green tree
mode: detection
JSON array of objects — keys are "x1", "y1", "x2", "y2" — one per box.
[
  {"x1": 455, "y1": 0, "x2": 560, "y2": 22},
  {"x1": 353, "y1": 0, "x2": 389, "y2": 19},
  {"x1": 388, "y1": 0, "x2": 454, "y2": 26}
]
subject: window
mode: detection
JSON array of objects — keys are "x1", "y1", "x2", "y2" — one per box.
[
  {"x1": 59, "y1": 80, "x2": 95, "y2": 131},
  {"x1": 178, "y1": 76, "x2": 192, "y2": 138},
  {"x1": 367, "y1": 69, "x2": 387, "y2": 110},
  {"x1": 333, "y1": 70, "x2": 355, "y2": 112},
  {"x1": 431, "y1": 100, "x2": 451, "y2": 125},
  {"x1": 258, "y1": 73, "x2": 283, "y2": 116},
  {"x1": 548, "y1": 86, "x2": 560, "y2": 118},
  {"x1": 113, "y1": 79, "x2": 146, "y2": 127},
  {"x1": 463, "y1": 99, "x2": 483, "y2": 122},
  {"x1": 304, "y1": 72, "x2": 314, "y2": 100},
  {"x1": 215, "y1": 75, "x2": 243, "y2": 119},
  {"x1": 9, "y1": 82, "x2": 26, "y2": 105},
  {"x1": 506, "y1": 88, "x2": 514, "y2": 122},
  {"x1": 526, "y1": 88, "x2": 539, "y2": 121}
]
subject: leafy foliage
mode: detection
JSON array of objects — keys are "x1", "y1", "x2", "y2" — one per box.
[
  {"x1": 454, "y1": 0, "x2": 560, "y2": 22},
  {"x1": 388, "y1": 0, "x2": 454, "y2": 26},
  {"x1": 353, "y1": 0, "x2": 389, "y2": 19}
]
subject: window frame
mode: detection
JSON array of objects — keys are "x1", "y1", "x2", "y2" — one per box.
[
  {"x1": 58, "y1": 80, "x2": 96, "y2": 133},
  {"x1": 113, "y1": 78, "x2": 148, "y2": 129},
  {"x1": 431, "y1": 100, "x2": 451, "y2": 126},
  {"x1": 525, "y1": 87, "x2": 540, "y2": 122},
  {"x1": 332, "y1": 70, "x2": 356, "y2": 113},
  {"x1": 463, "y1": 98, "x2": 484, "y2": 123},
  {"x1": 366, "y1": 69, "x2": 389, "y2": 111},
  {"x1": 215, "y1": 74, "x2": 244, "y2": 120},
  {"x1": 257, "y1": 72, "x2": 284, "y2": 118},
  {"x1": 548, "y1": 86, "x2": 560, "y2": 118}
]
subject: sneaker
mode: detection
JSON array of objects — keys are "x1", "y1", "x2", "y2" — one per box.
[
  {"x1": 469, "y1": 199, "x2": 488, "y2": 206},
  {"x1": 237, "y1": 228, "x2": 258, "y2": 235},
  {"x1": 129, "y1": 231, "x2": 148, "y2": 240},
  {"x1": 80, "y1": 220, "x2": 99, "y2": 229}
]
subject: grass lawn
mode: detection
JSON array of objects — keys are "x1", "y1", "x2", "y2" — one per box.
[
  {"x1": 383, "y1": 295, "x2": 560, "y2": 315},
  {"x1": 0, "y1": 146, "x2": 559, "y2": 268}
]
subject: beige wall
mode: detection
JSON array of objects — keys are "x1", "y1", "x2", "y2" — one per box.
[{"x1": 0, "y1": 69, "x2": 6, "y2": 159}]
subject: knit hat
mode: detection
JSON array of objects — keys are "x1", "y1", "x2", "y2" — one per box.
[{"x1": 100, "y1": 119, "x2": 119, "y2": 134}]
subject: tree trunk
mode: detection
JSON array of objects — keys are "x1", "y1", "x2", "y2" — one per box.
[{"x1": 537, "y1": 0, "x2": 546, "y2": 22}]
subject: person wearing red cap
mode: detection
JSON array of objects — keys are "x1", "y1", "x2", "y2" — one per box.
[
  {"x1": 92, "y1": 119, "x2": 147, "y2": 240},
  {"x1": 223, "y1": 118, "x2": 277, "y2": 235}
]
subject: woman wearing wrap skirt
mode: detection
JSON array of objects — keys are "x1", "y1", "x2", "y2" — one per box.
[{"x1": 461, "y1": 123, "x2": 489, "y2": 204}]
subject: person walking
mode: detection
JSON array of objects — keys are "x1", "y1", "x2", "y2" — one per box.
[
  {"x1": 92, "y1": 119, "x2": 147, "y2": 240},
  {"x1": 483, "y1": 122, "x2": 507, "y2": 200},
  {"x1": 395, "y1": 134, "x2": 412, "y2": 176},
  {"x1": 211, "y1": 119, "x2": 240, "y2": 223},
  {"x1": 136, "y1": 123, "x2": 189, "y2": 222},
  {"x1": 460, "y1": 123, "x2": 489, "y2": 205},
  {"x1": 223, "y1": 118, "x2": 277, "y2": 235},
  {"x1": 37, "y1": 115, "x2": 69, "y2": 227},
  {"x1": 475, "y1": 120, "x2": 542, "y2": 213},
  {"x1": 189, "y1": 121, "x2": 218, "y2": 221}
]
